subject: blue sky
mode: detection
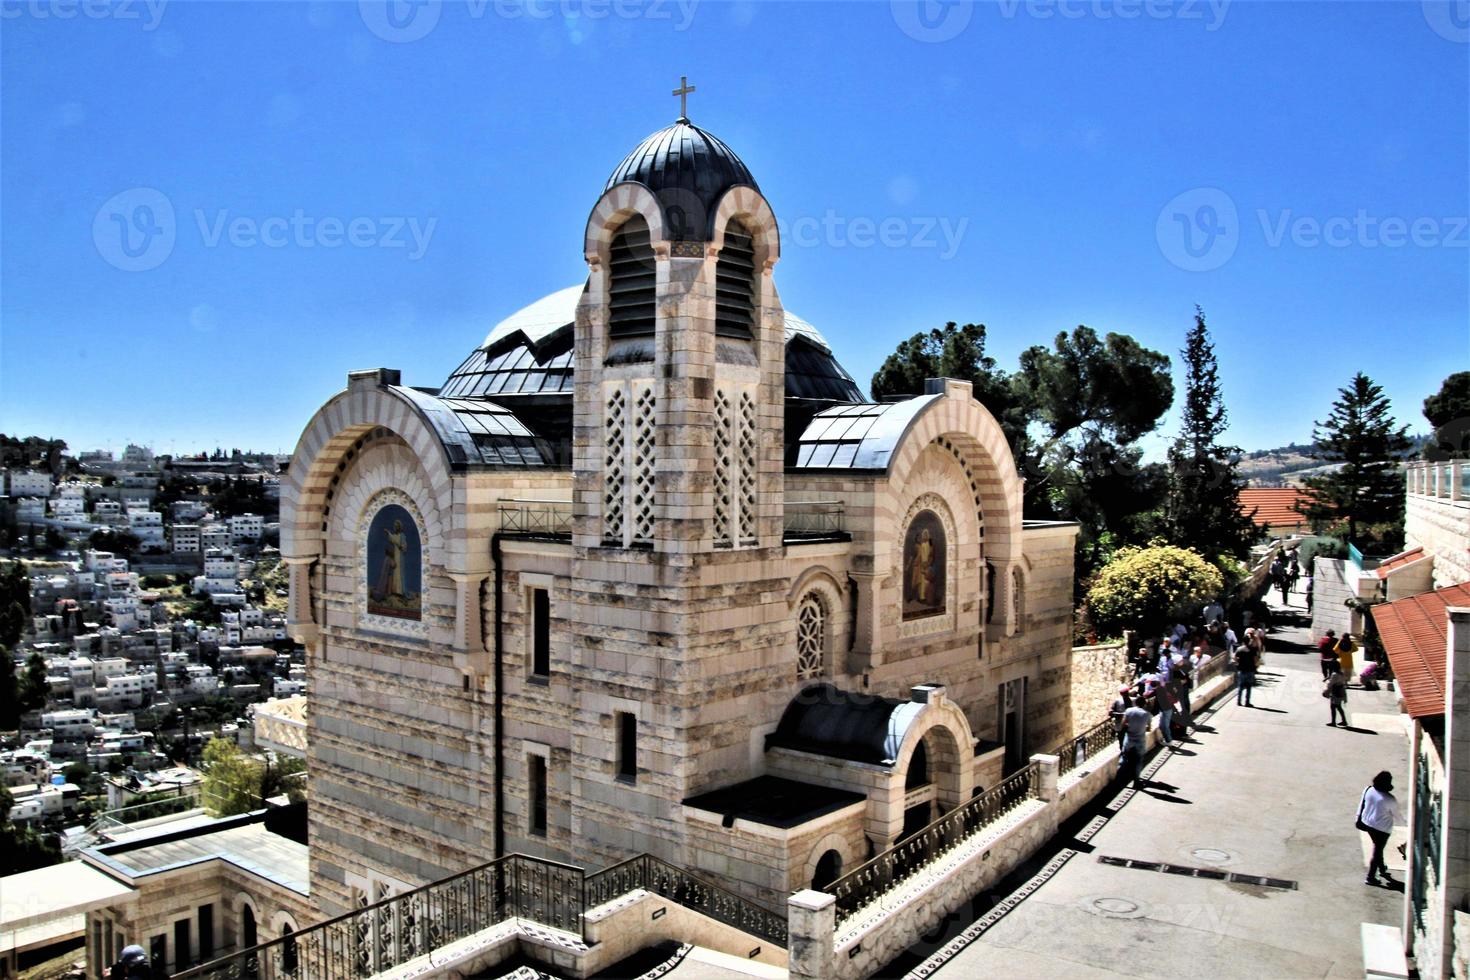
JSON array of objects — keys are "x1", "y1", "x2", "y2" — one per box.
[{"x1": 2, "y1": 0, "x2": 1466, "y2": 458}]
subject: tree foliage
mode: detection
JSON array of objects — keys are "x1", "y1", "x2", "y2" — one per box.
[
  {"x1": 1086, "y1": 544, "x2": 1224, "y2": 637},
  {"x1": 0, "y1": 785, "x2": 62, "y2": 872},
  {"x1": 870, "y1": 322, "x2": 1175, "y2": 586},
  {"x1": 1424, "y1": 371, "x2": 1470, "y2": 461},
  {"x1": 1164, "y1": 308, "x2": 1256, "y2": 559},
  {"x1": 1296, "y1": 373, "x2": 1412, "y2": 550},
  {"x1": 200, "y1": 738, "x2": 305, "y2": 817},
  {"x1": 88, "y1": 528, "x2": 142, "y2": 559},
  {"x1": 0, "y1": 651, "x2": 18, "y2": 730},
  {"x1": 20, "y1": 652, "x2": 49, "y2": 713}
]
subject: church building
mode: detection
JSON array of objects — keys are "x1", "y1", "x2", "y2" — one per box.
[{"x1": 281, "y1": 99, "x2": 1080, "y2": 915}]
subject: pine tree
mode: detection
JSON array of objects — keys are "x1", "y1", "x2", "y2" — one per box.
[
  {"x1": 1165, "y1": 308, "x2": 1255, "y2": 559},
  {"x1": 1297, "y1": 373, "x2": 1412, "y2": 549}
]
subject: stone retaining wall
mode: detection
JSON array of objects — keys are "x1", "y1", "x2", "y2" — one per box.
[{"x1": 1068, "y1": 640, "x2": 1130, "y2": 731}]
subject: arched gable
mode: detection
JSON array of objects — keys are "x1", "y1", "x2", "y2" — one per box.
[
  {"x1": 884, "y1": 383, "x2": 1023, "y2": 566},
  {"x1": 891, "y1": 697, "x2": 975, "y2": 807},
  {"x1": 281, "y1": 382, "x2": 456, "y2": 566}
]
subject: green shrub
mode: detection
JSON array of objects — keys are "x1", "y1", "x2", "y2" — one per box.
[{"x1": 1086, "y1": 544, "x2": 1224, "y2": 636}]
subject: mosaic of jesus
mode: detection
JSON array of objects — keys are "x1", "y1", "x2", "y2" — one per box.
[
  {"x1": 902, "y1": 510, "x2": 946, "y2": 620},
  {"x1": 367, "y1": 503, "x2": 422, "y2": 620}
]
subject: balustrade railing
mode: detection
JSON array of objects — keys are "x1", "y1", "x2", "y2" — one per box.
[
  {"x1": 174, "y1": 850, "x2": 786, "y2": 980},
  {"x1": 1406, "y1": 459, "x2": 1469, "y2": 502},
  {"x1": 172, "y1": 854, "x2": 585, "y2": 980},
  {"x1": 828, "y1": 763, "x2": 1038, "y2": 924},
  {"x1": 782, "y1": 500, "x2": 846, "y2": 539},
  {"x1": 585, "y1": 853, "x2": 788, "y2": 947},
  {"x1": 1050, "y1": 718, "x2": 1115, "y2": 777},
  {"x1": 497, "y1": 500, "x2": 572, "y2": 537}
]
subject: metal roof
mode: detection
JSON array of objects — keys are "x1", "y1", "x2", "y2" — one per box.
[
  {"x1": 476, "y1": 283, "x2": 839, "y2": 353},
  {"x1": 85, "y1": 820, "x2": 308, "y2": 895},
  {"x1": 394, "y1": 387, "x2": 554, "y2": 468},
  {"x1": 604, "y1": 119, "x2": 758, "y2": 242},
  {"x1": 767, "y1": 684, "x2": 925, "y2": 766},
  {"x1": 791, "y1": 395, "x2": 941, "y2": 471}
]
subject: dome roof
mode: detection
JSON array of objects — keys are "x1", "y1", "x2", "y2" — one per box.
[
  {"x1": 604, "y1": 119, "x2": 758, "y2": 242},
  {"x1": 440, "y1": 284, "x2": 865, "y2": 405}
]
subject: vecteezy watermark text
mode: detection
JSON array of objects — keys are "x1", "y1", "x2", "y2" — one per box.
[
  {"x1": 891, "y1": 0, "x2": 1228, "y2": 43},
  {"x1": 92, "y1": 188, "x2": 438, "y2": 271},
  {"x1": 0, "y1": 0, "x2": 166, "y2": 29},
  {"x1": 195, "y1": 210, "x2": 436, "y2": 259},
  {"x1": 1157, "y1": 187, "x2": 1468, "y2": 272},
  {"x1": 357, "y1": 0, "x2": 697, "y2": 43}
]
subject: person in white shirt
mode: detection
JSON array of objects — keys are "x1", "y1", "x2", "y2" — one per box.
[{"x1": 1357, "y1": 771, "x2": 1404, "y2": 886}]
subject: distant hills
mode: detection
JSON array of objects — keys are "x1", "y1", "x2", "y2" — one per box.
[{"x1": 1237, "y1": 436, "x2": 1429, "y2": 487}]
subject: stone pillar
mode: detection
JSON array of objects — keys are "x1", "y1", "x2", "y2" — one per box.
[
  {"x1": 447, "y1": 572, "x2": 489, "y2": 676},
  {"x1": 1031, "y1": 753, "x2": 1060, "y2": 803},
  {"x1": 1437, "y1": 608, "x2": 1470, "y2": 980},
  {"x1": 849, "y1": 570, "x2": 883, "y2": 666},
  {"x1": 788, "y1": 889, "x2": 836, "y2": 980},
  {"x1": 1453, "y1": 462, "x2": 1464, "y2": 502},
  {"x1": 282, "y1": 556, "x2": 318, "y2": 646}
]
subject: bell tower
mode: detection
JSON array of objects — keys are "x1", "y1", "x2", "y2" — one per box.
[{"x1": 566, "y1": 105, "x2": 791, "y2": 868}]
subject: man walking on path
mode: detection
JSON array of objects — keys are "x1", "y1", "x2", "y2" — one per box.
[
  {"x1": 1235, "y1": 638, "x2": 1257, "y2": 707},
  {"x1": 1121, "y1": 700, "x2": 1152, "y2": 788}
]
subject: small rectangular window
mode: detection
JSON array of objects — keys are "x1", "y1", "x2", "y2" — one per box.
[
  {"x1": 531, "y1": 588, "x2": 550, "y2": 677},
  {"x1": 616, "y1": 711, "x2": 637, "y2": 782},
  {"x1": 149, "y1": 936, "x2": 166, "y2": 973},
  {"x1": 529, "y1": 754, "x2": 547, "y2": 837}
]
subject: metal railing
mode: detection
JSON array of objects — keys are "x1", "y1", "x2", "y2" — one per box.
[
  {"x1": 782, "y1": 500, "x2": 846, "y2": 539},
  {"x1": 174, "y1": 850, "x2": 786, "y2": 980},
  {"x1": 497, "y1": 500, "x2": 572, "y2": 537},
  {"x1": 172, "y1": 853, "x2": 585, "y2": 980},
  {"x1": 585, "y1": 853, "x2": 788, "y2": 947},
  {"x1": 829, "y1": 763, "x2": 1038, "y2": 924},
  {"x1": 1051, "y1": 718, "x2": 1116, "y2": 777}
]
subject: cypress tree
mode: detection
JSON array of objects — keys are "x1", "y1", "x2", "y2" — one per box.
[{"x1": 1166, "y1": 308, "x2": 1255, "y2": 559}]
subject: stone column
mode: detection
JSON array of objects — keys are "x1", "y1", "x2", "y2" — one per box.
[
  {"x1": 1453, "y1": 462, "x2": 1464, "y2": 502},
  {"x1": 1437, "y1": 608, "x2": 1470, "y2": 980},
  {"x1": 849, "y1": 570, "x2": 883, "y2": 667},
  {"x1": 787, "y1": 889, "x2": 836, "y2": 980},
  {"x1": 447, "y1": 572, "x2": 489, "y2": 676},
  {"x1": 1031, "y1": 753, "x2": 1060, "y2": 803}
]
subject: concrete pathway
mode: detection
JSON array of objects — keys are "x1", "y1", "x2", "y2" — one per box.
[{"x1": 899, "y1": 588, "x2": 1410, "y2": 980}]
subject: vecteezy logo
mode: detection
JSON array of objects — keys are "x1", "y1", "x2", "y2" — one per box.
[
  {"x1": 93, "y1": 188, "x2": 176, "y2": 272},
  {"x1": 1156, "y1": 187, "x2": 1238, "y2": 272},
  {"x1": 358, "y1": 0, "x2": 441, "y2": 42},
  {"x1": 891, "y1": 0, "x2": 973, "y2": 42},
  {"x1": 1423, "y1": 0, "x2": 1470, "y2": 42}
]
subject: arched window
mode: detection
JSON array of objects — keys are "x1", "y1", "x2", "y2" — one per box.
[
  {"x1": 280, "y1": 924, "x2": 297, "y2": 976},
  {"x1": 715, "y1": 218, "x2": 756, "y2": 340},
  {"x1": 608, "y1": 215, "x2": 656, "y2": 340},
  {"x1": 796, "y1": 593, "x2": 827, "y2": 680}
]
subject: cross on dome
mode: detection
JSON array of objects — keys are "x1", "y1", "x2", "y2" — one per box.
[{"x1": 672, "y1": 74, "x2": 696, "y2": 121}]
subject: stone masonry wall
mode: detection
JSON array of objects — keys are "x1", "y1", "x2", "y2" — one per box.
[
  {"x1": 1068, "y1": 641, "x2": 1130, "y2": 731},
  {"x1": 1407, "y1": 493, "x2": 1470, "y2": 588}
]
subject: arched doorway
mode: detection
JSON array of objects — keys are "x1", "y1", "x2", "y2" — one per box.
[
  {"x1": 900, "y1": 725, "x2": 963, "y2": 843},
  {"x1": 812, "y1": 850, "x2": 843, "y2": 891},
  {"x1": 280, "y1": 924, "x2": 297, "y2": 975},
  {"x1": 241, "y1": 904, "x2": 256, "y2": 948}
]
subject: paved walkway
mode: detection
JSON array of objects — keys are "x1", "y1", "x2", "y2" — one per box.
[{"x1": 896, "y1": 588, "x2": 1410, "y2": 980}]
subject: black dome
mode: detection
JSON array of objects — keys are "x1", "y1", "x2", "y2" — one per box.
[{"x1": 605, "y1": 119, "x2": 759, "y2": 242}]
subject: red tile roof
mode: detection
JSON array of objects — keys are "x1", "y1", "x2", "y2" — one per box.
[
  {"x1": 1375, "y1": 546, "x2": 1427, "y2": 579},
  {"x1": 1370, "y1": 582, "x2": 1470, "y2": 719},
  {"x1": 1239, "y1": 488, "x2": 1314, "y2": 529}
]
